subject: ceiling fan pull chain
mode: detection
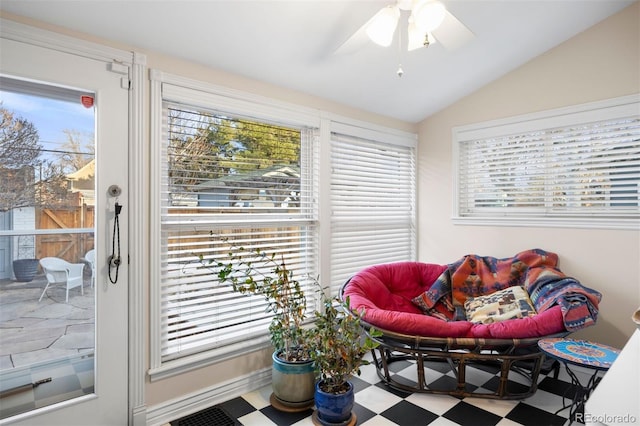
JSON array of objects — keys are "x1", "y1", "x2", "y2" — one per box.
[{"x1": 397, "y1": 24, "x2": 404, "y2": 78}]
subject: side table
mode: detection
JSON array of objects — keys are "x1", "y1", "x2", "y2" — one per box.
[{"x1": 538, "y1": 338, "x2": 620, "y2": 425}]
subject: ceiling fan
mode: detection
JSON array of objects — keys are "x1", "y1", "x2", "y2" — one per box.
[{"x1": 336, "y1": 0, "x2": 474, "y2": 55}]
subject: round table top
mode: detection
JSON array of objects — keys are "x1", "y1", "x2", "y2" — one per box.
[{"x1": 538, "y1": 338, "x2": 620, "y2": 370}]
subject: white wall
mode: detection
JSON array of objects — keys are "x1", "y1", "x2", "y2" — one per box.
[{"x1": 417, "y1": 3, "x2": 640, "y2": 349}]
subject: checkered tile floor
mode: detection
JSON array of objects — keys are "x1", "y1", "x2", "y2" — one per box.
[
  {"x1": 0, "y1": 353, "x2": 94, "y2": 419},
  {"x1": 212, "y1": 353, "x2": 595, "y2": 426}
]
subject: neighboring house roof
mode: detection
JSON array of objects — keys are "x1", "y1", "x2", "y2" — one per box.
[
  {"x1": 66, "y1": 159, "x2": 95, "y2": 187},
  {"x1": 195, "y1": 165, "x2": 300, "y2": 190},
  {"x1": 66, "y1": 159, "x2": 95, "y2": 205}
]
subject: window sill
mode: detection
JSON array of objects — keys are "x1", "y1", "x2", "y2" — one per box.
[
  {"x1": 452, "y1": 216, "x2": 639, "y2": 230},
  {"x1": 148, "y1": 337, "x2": 271, "y2": 382}
]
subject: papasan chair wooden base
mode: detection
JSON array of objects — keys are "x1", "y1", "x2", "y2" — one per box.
[{"x1": 362, "y1": 324, "x2": 564, "y2": 399}]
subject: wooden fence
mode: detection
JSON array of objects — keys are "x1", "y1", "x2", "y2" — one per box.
[{"x1": 35, "y1": 205, "x2": 95, "y2": 263}]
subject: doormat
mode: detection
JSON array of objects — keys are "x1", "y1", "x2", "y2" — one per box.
[{"x1": 171, "y1": 405, "x2": 241, "y2": 426}]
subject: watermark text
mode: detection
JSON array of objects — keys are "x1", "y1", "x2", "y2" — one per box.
[{"x1": 575, "y1": 413, "x2": 637, "y2": 424}]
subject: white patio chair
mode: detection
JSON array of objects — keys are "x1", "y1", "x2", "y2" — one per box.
[
  {"x1": 82, "y1": 249, "x2": 96, "y2": 288},
  {"x1": 39, "y1": 257, "x2": 85, "y2": 302}
]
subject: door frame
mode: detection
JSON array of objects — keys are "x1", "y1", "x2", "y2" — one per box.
[
  {"x1": 0, "y1": 18, "x2": 147, "y2": 425},
  {"x1": 0, "y1": 211, "x2": 11, "y2": 280}
]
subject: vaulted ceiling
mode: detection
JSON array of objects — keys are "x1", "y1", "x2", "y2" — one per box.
[{"x1": 1, "y1": 0, "x2": 635, "y2": 123}]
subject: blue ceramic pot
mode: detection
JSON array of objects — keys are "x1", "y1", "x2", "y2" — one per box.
[
  {"x1": 13, "y1": 259, "x2": 39, "y2": 282},
  {"x1": 314, "y1": 380, "x2": 354, "y2": 424},
  {"x1": 271, "y1": 350, "x2": 315, "y2": 409}
]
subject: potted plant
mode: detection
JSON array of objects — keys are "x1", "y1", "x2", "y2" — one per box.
[
  {"x1": 309, "y1": 295, "x2": 381, "y2": 426},
  {"x1": 202, "y1": 241, "x2": 317, "y2": 411}
]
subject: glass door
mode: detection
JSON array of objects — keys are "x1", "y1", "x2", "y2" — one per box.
[{"x1": 0, "y1": 36, "x2": 129, "y2": 425}]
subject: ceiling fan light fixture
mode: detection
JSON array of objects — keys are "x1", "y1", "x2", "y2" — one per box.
[
  {"x1": 412, "y1": 0, "x2": 446, "y2": 32},
  {"x1": 366, "y1": 5, "x2": 400, "y2": 47}
]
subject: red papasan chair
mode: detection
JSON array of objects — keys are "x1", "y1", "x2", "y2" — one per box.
[{"x1": 341, "y1": 249, "x2": 601, "y2": 399}]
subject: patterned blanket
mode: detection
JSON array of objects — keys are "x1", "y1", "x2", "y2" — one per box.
[
  {"x1": 524, "y1": 267, "x2": 602, "y2": 331},
  {"x1": 417, "y1": 249, "x2": 601, "y2": 331}
]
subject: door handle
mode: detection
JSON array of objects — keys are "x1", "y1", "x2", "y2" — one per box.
[{"x1": 108, "y1": 185, "x2": 122, "y2": 197}]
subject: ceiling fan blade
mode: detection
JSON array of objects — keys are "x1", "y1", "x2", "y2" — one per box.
[
  {"x1": 407, "y1": 21, "x2": 437, "y2": 51},
  {"x1": 407, "y1": 21, "x2": 423, "y2": 51},
  {"x1": 333, "y1": 20, "x2": 372, "y2": 56},
  {"x1": 431, "y1": 10, "x2": 474, "y2": 50},
  {"x1": 333, "y1": 4, "x2": 400, "y2": 55}
]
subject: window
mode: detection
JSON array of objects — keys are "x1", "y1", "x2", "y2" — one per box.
[
  {"x1": 329, "y1": 124, "x2": 417, "y2": 295},
  {"x1": 150, "y1": 73, "x2": 320, "y2": 376},
  {"x1": 149, "y1": 73, "x2": 418, "y2": 378},
  {"x1": 0, "y1": 76, "x2": 97, "y2": 415},
  {"x1": 454, "y1": 95, "x2": 640, "y2": 229}
]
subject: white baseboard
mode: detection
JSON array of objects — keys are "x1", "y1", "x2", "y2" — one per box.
[
  {"x1": 144, "y1": 367, "x2": 271, "y2": 426},
  {"x1": 131, "y1": 405, "x2": 147, "y2": 426}
]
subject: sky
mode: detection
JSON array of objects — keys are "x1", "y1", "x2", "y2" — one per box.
[{"x1": 0, "y1": 89, "x2": 95, "y2": 158}]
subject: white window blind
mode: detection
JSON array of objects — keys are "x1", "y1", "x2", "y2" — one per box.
[
  {"x1": 159, "y1": 102, "x2": 319, "y2": 363},
  {"x1": 329, "y1": 132, "x2": 416, "y2": 295},
  {"x1": 454, "y1": 95, "x2": 640, "y2": 228}
]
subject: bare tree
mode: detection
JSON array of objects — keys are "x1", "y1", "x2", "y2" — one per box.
[
  {"x1": 0, "y1": 107, "x2": 68, "y2": 212},
  {"x1": 0, "y1": 106, "x2": 39, "y2": 167},
  {"x1": 58, "y1": 129, "x2": 94, "y2": 173}
]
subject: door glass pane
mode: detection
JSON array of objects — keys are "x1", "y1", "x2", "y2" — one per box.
[{"x1": 0, "y1": 78, "x2": 95, "y2": 419}]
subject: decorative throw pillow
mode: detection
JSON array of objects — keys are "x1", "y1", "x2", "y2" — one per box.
[{"x1": 464, "y1": 286, "x2": 537, "y2": 324}]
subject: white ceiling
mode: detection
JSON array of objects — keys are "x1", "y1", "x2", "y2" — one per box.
[{"x1": 0, "y1": 0, "x2": 635, "y2": 123}]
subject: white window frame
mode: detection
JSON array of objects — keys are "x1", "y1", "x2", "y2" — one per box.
[
  {"x1": 453, "y1": 94, "x2": 640, "y2": 230},
  {"x1": 148, "y1": 70, "x2": 321, "y2": 380}
]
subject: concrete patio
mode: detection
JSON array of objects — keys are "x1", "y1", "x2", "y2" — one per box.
[{"x1": 0, "y1": 274, "x2": 95, "y2": 372}]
